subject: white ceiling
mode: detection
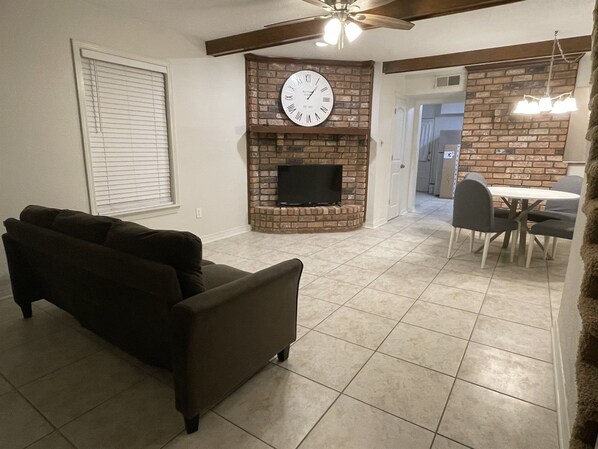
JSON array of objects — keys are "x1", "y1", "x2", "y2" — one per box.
[{"x1": 86, "y1": 0, "x2": 594, "y2": 61}]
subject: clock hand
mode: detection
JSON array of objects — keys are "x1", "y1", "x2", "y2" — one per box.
[{"x1": 307, "y1": 87, "x2": 317, "y2": 101}]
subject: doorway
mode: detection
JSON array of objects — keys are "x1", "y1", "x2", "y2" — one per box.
[{"x1": 415, "y1": 102, "x2": 464, "y2": 198}]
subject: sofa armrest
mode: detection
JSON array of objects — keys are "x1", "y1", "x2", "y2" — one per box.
[{"x1": 170, "y1": 258, "x2": 303, "y2": 421}]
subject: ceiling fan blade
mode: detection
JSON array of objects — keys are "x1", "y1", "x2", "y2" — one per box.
[
  {"x1": 351, "y1": 0, "x2": 395, "y2": 11},
  {"x1": 301, "y1": 0, "x2": 334, "y2": 6},
  {"x1": 355, "y1": 13, "x2": 414, "y2": 30},
  {"x1": 265, "y1": 15, "x2": 327, "y2": 28}
]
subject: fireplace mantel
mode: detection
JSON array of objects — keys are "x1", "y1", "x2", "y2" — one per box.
[{"x1": 248, "y1": 125, "x2": 369, "y2": 136}]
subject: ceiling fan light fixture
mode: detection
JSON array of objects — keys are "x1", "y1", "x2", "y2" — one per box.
[
  {"x1": 324, "y1": 17, "x2": 341, "y2": 45},
  {"x1": 345, "y1": 21, "x2": 362, "y2": 42}
]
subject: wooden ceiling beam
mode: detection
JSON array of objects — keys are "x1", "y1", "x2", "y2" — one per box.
[
  {"x1": 383, "y1": 35, "x2": 592, "y2": 74},
  {"x1": 205, "y1": 0, "x2": 524, "y2": 57}
]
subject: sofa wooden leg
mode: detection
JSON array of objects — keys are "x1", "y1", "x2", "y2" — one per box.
[
  {"x1": 20, "y1": 303, "x2": 32, "y2": 319},
  {"x1": 184, "y1": 415, "x2": 199, "y2": 434},
  {"x1": 277, "y1": 346, "x2": 290, "y2": 362}
]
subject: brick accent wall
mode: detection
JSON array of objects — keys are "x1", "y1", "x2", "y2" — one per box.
[
  {"x1": 458, "y1": 60, "x2": 579, "y2": 188},
  {"x1": 245, "y1": 55, "x2": 374, "y2": 233}
]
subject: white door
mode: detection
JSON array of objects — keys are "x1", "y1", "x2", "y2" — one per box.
[{"x1": 388, "y1": 98, "x2": 410, "y2": 219}]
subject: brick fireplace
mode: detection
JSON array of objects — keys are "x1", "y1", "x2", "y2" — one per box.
[{"x1": 245, "y1": 55, "x2": 374, "y2": 233}]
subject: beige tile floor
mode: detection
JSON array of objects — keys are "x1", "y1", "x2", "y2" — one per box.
[{"x1": 0, "y1": 193, "x2": 570, "y2": 449}]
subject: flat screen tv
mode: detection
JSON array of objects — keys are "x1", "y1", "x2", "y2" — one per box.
[{"x1": 277, "y1": 164, "x2": 342, "y2": 206}]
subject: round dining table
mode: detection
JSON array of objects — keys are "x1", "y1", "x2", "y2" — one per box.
[{"x1": 487, "y1": 186, "x2": 580, "y2": 264}]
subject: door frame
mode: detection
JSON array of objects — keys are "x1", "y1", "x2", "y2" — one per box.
[{"x1": 404, "y1": 93, "x2": 466, "y2": 213}]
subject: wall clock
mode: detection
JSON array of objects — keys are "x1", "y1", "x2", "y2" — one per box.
[{"x1": 280, "y1": 70, "x2": 334, "y2": 127}]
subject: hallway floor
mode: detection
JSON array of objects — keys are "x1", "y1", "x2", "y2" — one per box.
[{"x1": 0, "y1": 194, "x2": 567, "y2": 449}]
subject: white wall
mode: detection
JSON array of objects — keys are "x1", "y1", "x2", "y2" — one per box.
[
  {"x1": 0, "y1": 0, "x2": 248, "y2": 291},
  {"x1": 555, "y1": 179, "x2": 587, "y2": 448},
  {"x1": 555, "y1": 52, "x2": 590, "y2": 437},
  {"x1": 554, "y1": 48, "x2": 591, "y2": 438},
  {"x1": 565, "y1": 53, "x2": 592, "y2": 163}
]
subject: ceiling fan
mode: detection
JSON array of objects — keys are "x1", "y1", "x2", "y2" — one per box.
[{"x1": 265, "y1": 0, "x2": 414, "y2": 48}]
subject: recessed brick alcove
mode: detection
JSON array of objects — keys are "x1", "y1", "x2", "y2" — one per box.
[{"x1": 245, "y1": 54, "x2": 374, "y2": 233}]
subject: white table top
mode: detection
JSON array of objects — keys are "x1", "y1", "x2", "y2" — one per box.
[{"x1": 488, "y1": 186, "x2": 580, "y2": 201}]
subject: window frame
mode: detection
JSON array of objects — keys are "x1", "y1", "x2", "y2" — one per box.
[{"x1": 71, "y1": 40, "x2": 179, "y2": 218}]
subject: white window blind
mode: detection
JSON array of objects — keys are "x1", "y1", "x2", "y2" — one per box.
[{"x1": 79, "y1": 50, "x2": 174, "y2": 215}]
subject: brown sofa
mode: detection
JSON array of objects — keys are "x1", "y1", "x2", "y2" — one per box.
[{"x1": 2, "y1": 206, "x2": 302, "y2": 433}]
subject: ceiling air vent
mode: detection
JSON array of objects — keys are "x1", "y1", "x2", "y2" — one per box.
[{"x1": 435, "y1": 74, "x2": 461, "y2": 88}]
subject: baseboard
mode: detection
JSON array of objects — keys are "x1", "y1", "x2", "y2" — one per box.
[
  {"x1": 553, "y1": 323, "x2": 570, "y2": 449},
  {"x1": 364, "y1": 217, "x2": 388, "y2": 229},
  {"x1": 201, "y1": 225, "x2": 251, "y2": 244}
]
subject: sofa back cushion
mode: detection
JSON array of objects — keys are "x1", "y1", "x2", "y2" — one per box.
[
  {"x1": 20, "y1": 205, "x2": 61, "y2": 228},
  {"x1": 52, "y1": 210, "x2": 120, "y2": 244},
  {"x1": 105, "y1": 221, "x2": 205, "y2": 298}
]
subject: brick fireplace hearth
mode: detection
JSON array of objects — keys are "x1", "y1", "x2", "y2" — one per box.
[{"x1": 245, "y1": 55, "x2": 374, "y2": 233}]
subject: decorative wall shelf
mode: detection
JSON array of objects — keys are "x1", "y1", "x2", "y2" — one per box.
[{"x1": 248, "y1": 125, "x2": 369, "y2": 136}]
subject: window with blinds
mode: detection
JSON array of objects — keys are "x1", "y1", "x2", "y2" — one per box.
[{"x1": 74, "y1": 44, "x2": 176, "y2": 215}]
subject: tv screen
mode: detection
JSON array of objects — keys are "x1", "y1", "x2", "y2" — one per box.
[{"x1": 277, "y1": 165, "x2": 342, "y2": 206}]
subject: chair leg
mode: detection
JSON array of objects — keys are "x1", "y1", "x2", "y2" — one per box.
[
  {"x1": 543, "y1": 236, "x2": 549, "y2": 259},
  {"x1": 551, "y1": 238, "x2": 558, "y2": 259},
  {"x1": 20, "y1": 303, "x2": 32, "y2": 319},
  {"x1": 184, "y1": 415, "x2": 199, "y2": 434},
  {"x1": 448, "y1": 227, "x2": 455, "y2": 259},
  {"x1": 481, "y1": 233, "x2": 491, "y2": 269},
  {"x1": 526, "y1": 232, "x2": 535, "y2": 268},
  {"x1": 510, "y1": 227, "x2": 519, "y2": 263},
  {"x1": 456, "y1": 228, "x2": 461, "y2": 243},
  {"x1": 277, "y1": 346, "x2": 290, "y2": 362},
  {"x1": 482, "y1": 232, "x2": 492, "y2": 269},
  {"x1": 469, "y1": 230, "x2": 475, "y2": 252}
]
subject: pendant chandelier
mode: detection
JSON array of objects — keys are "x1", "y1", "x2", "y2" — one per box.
[{"x1": 513, "y1": 31, "x2": 578, "y2": 115}]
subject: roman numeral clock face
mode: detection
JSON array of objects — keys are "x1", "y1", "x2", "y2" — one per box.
[{"x1": 281, "y1": 70, "x2": 334, "y2": 127}]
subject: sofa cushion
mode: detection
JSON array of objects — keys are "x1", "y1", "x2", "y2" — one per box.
[
  {"x1": 51, "y1": 210, "x2": 120, "y2": 244},
  {"x1": 105, "y1": 221, "x2": 205, "y2": 298},
  {"x1": 202, "y1": 264, "x2": 249, "y2": 291},
  {"x1": 20, "y1": 205, "x2": 61, "y2": 228}
]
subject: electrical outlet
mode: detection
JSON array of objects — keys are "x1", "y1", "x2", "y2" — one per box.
[{"x1": 195, "y1": 208, "x2": 202, "y2": 219}]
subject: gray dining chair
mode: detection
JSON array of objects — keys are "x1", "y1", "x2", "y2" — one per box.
[
  {"x1": 527, "y1": 175, "x2": 583, "y2": 222},
  {"x1": 462, "y1": 172, "x2": 512, "y2": 239},
  {"x1": 464, "y1": 172, "x2": 488, "y2": 185},
  {"x1": 526, "y1": 219, "x2": 574, "y2": 267},
  {"x1": 448, "y1": 179, "x2": 519, "y2": 268}
]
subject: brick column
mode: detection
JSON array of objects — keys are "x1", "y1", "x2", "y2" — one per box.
[{"x1": 245, "y1": 55, "x2": 374, "y2": 233}]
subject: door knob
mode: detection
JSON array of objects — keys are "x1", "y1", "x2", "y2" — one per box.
[{"x1": 400, "y1": 164, "x2": 405, "y2": 168}]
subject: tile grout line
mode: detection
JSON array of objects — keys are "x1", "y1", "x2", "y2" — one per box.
[
  {"x1": 201, "y1": 410, "x2": 277, "y2": 449},
  {"x1": 428, "y1": 236, "x2": 501, "y2": 449},
  {"x1": 287, "y1": 208, "x2": 453, "y2": 448}
]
